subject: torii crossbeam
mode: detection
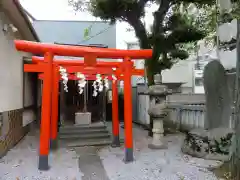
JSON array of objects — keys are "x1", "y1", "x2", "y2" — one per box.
[
  {"x1": 35, "y1": 64, "x2": 144, "y2": 153},
  {"x1": 14, "y1": 40, "x2": 152, "y2": 171}
]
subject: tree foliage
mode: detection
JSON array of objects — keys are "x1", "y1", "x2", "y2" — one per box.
[
  {"x1": 218, "y1": 0, "x2": 239, "y2": 50},
  {"x1": 69, "y1": 0, "x2": 217, "y2": 84}
]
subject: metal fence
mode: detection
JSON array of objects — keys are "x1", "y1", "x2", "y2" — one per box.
[
  {"x1": 167, "y1": 102, "x2": 234, "y2": 131},
  {"x1": 167, "y1": 103, "x2": 205, "y2": 130}
]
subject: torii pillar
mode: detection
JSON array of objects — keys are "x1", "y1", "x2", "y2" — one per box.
[
  {"x1": 123, "y1": 57, "x2": 134, "y2": 162},
  {"x1": 111, "y1": 78, "x2": 120, "y2": 147},
  {"x1": 50, "y1": 65, "x2": 59, "y2": 150},
  {"x1": 39, "y1": 52, "x2": 53, "y2": 170}
]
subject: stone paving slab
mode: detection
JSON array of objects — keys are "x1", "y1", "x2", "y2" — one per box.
[{"x1": 76, "y1": 147, "x2": 109, "y2": 180}]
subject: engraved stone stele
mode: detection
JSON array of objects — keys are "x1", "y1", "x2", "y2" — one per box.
[
  {"x1": 203, "y1": 60, "x2": 231, "y2": 129},
  {"x1": 181, "y1": 60, "x2": 235, "y2": 162}
]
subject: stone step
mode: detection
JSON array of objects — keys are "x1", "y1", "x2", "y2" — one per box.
[
  {"x1": 59, "y1": 132, "x2": 111, "y2": 140},
  {"x1": 66, "y1": 138, "x2": 112, "y2": 147},
  {"x1": 59, "y1": 128, "x2": 109, "y2": 135},
  {"x1": 59, "y1": 136, "x2": 124, "y2": 148},
  {"x1": 59, "y1": 123, "x2": 106, "y2": 131},
  {"x1": 64, "y1": 138, "x2": 125, "y2": 147}
]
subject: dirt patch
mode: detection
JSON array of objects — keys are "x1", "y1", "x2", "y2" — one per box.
[{"x1": 212, "y1": 161, "x2": 233, "y2": 180}]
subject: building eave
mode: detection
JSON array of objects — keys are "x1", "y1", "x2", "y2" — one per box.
[
  {"x1": 13, "y1": 0, "x2": 39, "y2": 41},
  {"x1": 0, "y1": 0, "x2": 39, "y2": 42}
]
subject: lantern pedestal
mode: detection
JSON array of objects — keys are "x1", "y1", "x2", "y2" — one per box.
[{"x1": 75, "y1": 112, "x2": 91, "y2": 125}]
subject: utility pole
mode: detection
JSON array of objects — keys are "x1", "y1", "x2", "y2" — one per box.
[
  {"x1": 232, "y1": 18, "x2": 240, "y2": 180},
  {"x1": 217, "y1": 0, "x2": 240, "y2": 178}
]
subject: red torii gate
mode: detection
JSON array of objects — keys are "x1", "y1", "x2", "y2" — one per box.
[
  {"x1": 14, "y1": 40, "x2": 152, "y2": 171},
  {"x1": 35, "y1": 61, "x2": 144, "y2": 153},
  {"x1": 33, "y1": 56, "x2": 145, "y2": 154}
]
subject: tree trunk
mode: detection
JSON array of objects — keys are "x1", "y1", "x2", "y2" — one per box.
[
  {"x1": 127, "y1": 16, "x2": 155, "y2": 85},
  {"x1": 146, "y1": 60, "x2": 155, "y2": 85}
]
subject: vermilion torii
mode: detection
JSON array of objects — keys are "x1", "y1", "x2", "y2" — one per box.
[{"x1": 14, "y1": 40, "x2": 152, "y2": 171}]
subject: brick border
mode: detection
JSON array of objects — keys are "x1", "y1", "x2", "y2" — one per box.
[{"x1": 0, "y1": 109, "x2": 27, "y2": 158}]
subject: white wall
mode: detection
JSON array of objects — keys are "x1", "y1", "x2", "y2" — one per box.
[
  {"x1": 24, "y1": 72, "x2": 35, "y2": 107},
  {"x1": 116, "y1": 21, "x2": 138, "y2": 50},
  {"x1": 0, "y1": 11, "x2": 34, "y2": 112},
  {"x1": 208, "y1": 48, "x2": 237, "y2": 70},
  {"x1": 124, "y1": 39, "x2": 197, "y2": 90},
  {"x1": 162, "y1": 58, "x2": 195, "y2": 88}
]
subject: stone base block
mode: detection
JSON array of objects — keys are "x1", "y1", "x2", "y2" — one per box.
[
  {"x1": 148, "y1": 143, "x2": 167, "y2": 150},
  {"x1": 111, "y1": 135, "x2": 120, "y2": 147},
  {"x1": 38, "y1": 155, "x2": 49, "y2": 171},
  {"x1": 182, "y1": 127, "x2": 235, "y2": 162},
  {"x1": 124, "y1": 148, "x2": 134, "y2": 163},
  {"x1": 75, "y1": 112, "x2": 91, "y2": 125},
  {"x1": 50, "y1": 139, "x2": 58, "y2": 151}
]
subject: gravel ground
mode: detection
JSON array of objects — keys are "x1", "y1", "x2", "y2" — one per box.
[
  {"x1": 0, "y1": 125, "x2": 223, "y2": 180},
  {"x1": 99, "y1": 126, "x2": 222, "y2": 180},
  {"x1": 0, "y1": 130, "x2": 83, "y2": 180}
]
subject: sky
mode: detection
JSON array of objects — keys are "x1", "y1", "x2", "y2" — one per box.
[
  {"x1": 19, "y1": 0, "x2": 96, "y2": 21},
  {"x1": 19, "y1": 0, "x2": 156, "y2": 23}
]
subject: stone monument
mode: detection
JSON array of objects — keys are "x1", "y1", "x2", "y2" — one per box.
[
  {"x1": 182, "y1": 60, "x2": 235, "y2": 162},
  {"x1": 203, "y1": 60, "x2": 232, "y2": 129},
  {"x1": 75, "y1": 85, "x2": 92, "y2": 125},
  {"x1": 75, "y1": 112, "x2": 91, "y2": 125}
]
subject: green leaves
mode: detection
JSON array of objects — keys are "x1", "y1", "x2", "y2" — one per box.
[
  {"x1": 179, "y1": 0, "x2": 215, "y2": 6},
  {"x1": 89, "y1": 0, "x2": 145, "y2": 21},
  {"x1": 167, "y1": 28, "x2": 206, "y2": 44},
  {"x1": 169, "y1": 49, "x2": 189, "y2": 60},
  {"x1": 83, "y1": 25, "x2": 92, "y2": 39},
  {"x1": 69, "y1": 0, "x2": 219, "y2": 84}
]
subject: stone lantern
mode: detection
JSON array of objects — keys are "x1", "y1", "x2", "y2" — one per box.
[{"x1": 146, "y1": 74, "x2": 172, "y2": 149}]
